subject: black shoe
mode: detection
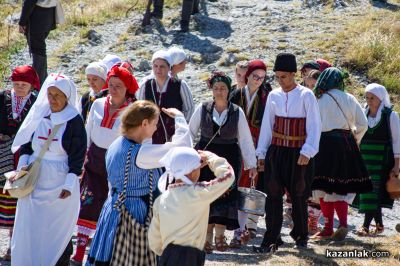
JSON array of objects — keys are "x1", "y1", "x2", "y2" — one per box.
[
  {"x1": 253, "y1": 243, "x2": 277, "y2": 254},
  {"x1": 276, "y1": 236, "x2": 284, "y2": 247},
  {"x1": 294, "y1": 240, "x2": 308, "y2": 249},
  {"x1": 150, "y1": 11, "x2": 163, "y2": 19},
  {"x1": 180, "y1": 20, "x2": 189, "y2": 32}
]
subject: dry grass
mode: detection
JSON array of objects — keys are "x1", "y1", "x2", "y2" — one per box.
[
  {"x1": 0, "y1": 0, "x2": 180, "y2": 86},
  {"x1": 343, "y1": 12, "x2": 400, "y2": 93}
]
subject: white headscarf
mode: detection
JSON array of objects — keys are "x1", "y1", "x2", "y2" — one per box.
[
  {"x1": 365, "y1": 83, "x2": 392, "y2": 127},
  {"x1": 85, "y1": 61, "x2": 108, "y2": 81},
  {"x1": 158, "y1": 147, "x2": 201, "y2": 193},
  {"x1": 12, "y1": 73, "x2": 79, "y2": 153},
  {"x1": 168, "y1": 47, "x2": 187, "y2": 66},
  {"x1": 152, "y1": 50, "x2": 173, "y2": 68},
  {"x1": 365, "y1": 83, "x2": 391, "y2": 108},
  {"x1": 102, "y1": 54, "x2": 122, "y2": 72}
]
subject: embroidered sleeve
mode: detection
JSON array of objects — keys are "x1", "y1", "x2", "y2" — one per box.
[{"x1": 194, "y1": 151, "x2": 235, "y2": 203}]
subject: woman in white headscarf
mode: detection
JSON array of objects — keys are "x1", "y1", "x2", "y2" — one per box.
[
  {"x1": 148, "y1": 147, "x2": 234, "y2": 266},
  {"x1": 10, "y1": 73, "x2": 87, "y2": 266},
  {"x1": 353, "y1": 83, "x2": 400, "y2": 236},
  {"x1": 79, "y1": 61, "x2": 108, "y2": 124}
]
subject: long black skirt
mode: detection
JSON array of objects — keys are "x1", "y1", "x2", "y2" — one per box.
[
  {"x1": 159, "y1": 244, "x2": 205, "y2": 266},
  {"x1": 196, "y1": 141, "x2": 241, "y2": 230},
  {"x1": 312, "y1": 130, "x2": 372, "y2": 195}
]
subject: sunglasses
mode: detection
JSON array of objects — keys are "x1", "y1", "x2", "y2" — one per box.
[{"x1": 252, "y1": 73, "x2": 266, "y2": 82}]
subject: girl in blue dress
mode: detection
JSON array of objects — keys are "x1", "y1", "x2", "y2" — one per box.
[{"x1": 86, "y1": 100, "x2": 192, "y2": 265}]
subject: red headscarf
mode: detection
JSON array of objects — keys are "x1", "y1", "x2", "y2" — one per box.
[
  {"x1": 316, "y1": 59, "x2": 333, "y2": 72},
  {"x1": 245, "y1": 59, "x2": 267, "y2": 83},
  {"x1": 106, "y1": 65, "x2": 139, "y2": 97},
  {"x1": 10, "y1": 65, "x2": 40, "y2": 91}
]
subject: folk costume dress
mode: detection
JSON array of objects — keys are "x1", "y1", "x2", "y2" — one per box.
[
  {"x1": 11, "y1": 74, "x2": 86, "y2": 266},
  {"x1": 73, "y1": 65, "x2": 139, "y2": 263},
  {"x1": 311, "y1": 68, "x2": 371, "y2": 238},
  {"x1": 87, "y1": 114, "x2": 192, "y2": 265},
  {"x1": 352, "y1": 84, "x2": 400, "y2": 228},
  {"x1": 77, "y1": 95, "x2": 129, "y2": 239},
  {"x1": 312, "y1": 88, "x2": 370, "y2": 201},
  {"x1": 230, "y1": 84, "x2": 270, "y2": 189},
  {"x1": 189, "y1": 102, "x2": 257, "y2": 230},
  {"x1": 149, "y1": 150, "x2": 235, "y2": 266},
  {"x1": 0, "y1": 89, "x2": 36, "y2": 228},
  {"x1": 138, "y1": 76, "x2": 194, "y2": 144},
  {"x1": 256, "y1": 84, "x2": 321, "y2": 246}
]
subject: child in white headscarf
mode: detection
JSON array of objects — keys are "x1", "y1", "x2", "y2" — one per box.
[
  {"x1": 353, "y1": 83, "x2": 400, "y2": 236},
  {"x1": 148, "y1": 147, "x2": 234, "y2": 266}
]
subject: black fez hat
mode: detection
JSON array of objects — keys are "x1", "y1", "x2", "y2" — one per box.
[{"x1": 273, "y1": 53, "x2": 297, "y2": 72}]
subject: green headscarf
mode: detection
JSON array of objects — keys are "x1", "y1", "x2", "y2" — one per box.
[
  {"x1": 207, "y1": 71, "x2": 232, "y2": 91},
  {"x1": 314, "y1": 67, "x2": 345, "y2": 98}
]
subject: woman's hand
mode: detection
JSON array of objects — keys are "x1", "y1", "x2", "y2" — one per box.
[
  {"x1": 297, "y1": 154, "x2": 310, "y2": 165},
  {"x1": 257, "y1": 159, "x2": 265, "y2": 172},
  {"x1": 198, "y1": 150, "x2": 209, "y2": 168},
  {"x1": 162, "y1": 108, "x2": 183, "y2": 118},
  {"x1": 59, "y1": 189, "x2": 71, "y2": 199},
  {"x1": 249, "y1": 167, "x2": 258, "y2": 181}
]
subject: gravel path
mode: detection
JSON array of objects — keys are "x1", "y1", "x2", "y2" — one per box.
[{"x1": 1, "y1": 0, "x2": 399, "y2": 264}]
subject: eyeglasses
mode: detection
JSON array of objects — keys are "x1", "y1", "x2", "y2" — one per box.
[{"x1": 252, "y1": 73, "x2": 266, "y2": 82}]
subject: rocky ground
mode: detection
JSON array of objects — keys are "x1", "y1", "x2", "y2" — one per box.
[{"x1": 1, "y1": 0, "x2": 400, "y2": 265}]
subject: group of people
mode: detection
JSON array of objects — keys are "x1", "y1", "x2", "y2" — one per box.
[{"x1": 0, "y1": 46, "x2": 399, "y2": 266}]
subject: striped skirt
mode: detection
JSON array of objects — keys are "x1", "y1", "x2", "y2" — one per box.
[
  {"x1": 0, "y1": 138, "x2": 17, "y2": 228},
  {"x1": 86, "y1": 193, "x2": 149, "y2": 265}
]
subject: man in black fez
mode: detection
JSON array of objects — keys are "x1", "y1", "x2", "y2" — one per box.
[{"x1": 253, "y1": 52, "x2": 322, "y2": 253}]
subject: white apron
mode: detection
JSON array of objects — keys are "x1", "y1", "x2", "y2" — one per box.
[{"x1": 11, "y1": 118, "x2": 80, "y2": 266}]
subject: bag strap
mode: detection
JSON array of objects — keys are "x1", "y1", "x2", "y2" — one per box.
[
  {"x1": 325, "y1": 91, "x2": 352, "y2": 131},
  {"x1": 113, "y1": 144, "x2": 154, "y2": 224},
  {"x1": 114, "y1": 145, "x2": 135, "y2": 209},
  {"x1": 36, "y1": 124, "x2": 62, "y2": 163},
  {"x1": 145, "y1": 169, "x2": 154, "y2": 226}
]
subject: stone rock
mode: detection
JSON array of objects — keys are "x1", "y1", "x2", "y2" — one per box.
[
  {"x1": 87, "y1": 29, "x2": 102, "y2": 45},
  {"x1": 137, "y1": 60, "x2": 151, "y2": 72}
]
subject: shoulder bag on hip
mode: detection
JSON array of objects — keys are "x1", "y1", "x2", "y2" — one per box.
[{"x1": 3, "y1": 124, "x2": 61, "y2": 198}]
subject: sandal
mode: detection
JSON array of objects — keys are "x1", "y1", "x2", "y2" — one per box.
[
  {"x1": 332, "y1": 226, "x2": 348, "y2": 241},
  {"x1": 371, "y1": 224, "x2": 384, "y2": 235},
  {"x1": 214, "y1": 235, "x2": 229, "y2": 252},
  {"x1": 204, "y1": 241, "x2": 214, "y2": 254},
  {"x1": 356, "y1": 226, "x2": 370, "y2": 237},
  {"x1": 248, "y1": 228, "x2": 257, "y2": 239},
  {"x1": 310, "y1": 229, "x2": 333, "y2": 240},
  {"x1": 229, "y1": 236, "x2": 241, "y2": 248},
  {"x1": 240, "y1": 229, "x2": 251, "y2": 245}
]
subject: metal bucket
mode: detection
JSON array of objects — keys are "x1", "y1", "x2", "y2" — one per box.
[{"x1": 238, "y1": 186, "x2": 267, "y2": 216}]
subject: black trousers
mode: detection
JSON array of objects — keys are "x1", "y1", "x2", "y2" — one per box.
[
  {"x1": 261, "y1": 145, "x2": 314, "y2": 246},
  {"x1": 152, "y1": 0, "x2": 199, "y2": 20},
  {"x1": 27, "y1": 30, "x2": 49, "y2": 84}
]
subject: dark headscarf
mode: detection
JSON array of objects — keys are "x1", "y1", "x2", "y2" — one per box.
[
  {"x1": 316, "y1": 59, "x2": 333, "y2": 72},
  {"x1": 301, "y1": 60, "x2": 320, "y2": 71},
  {"x1": 314, "y1": 67, "x2": 345, "y2": 98},
  {"x1": 207, "y1": 71, "x2": 232, "y2": 91}
]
